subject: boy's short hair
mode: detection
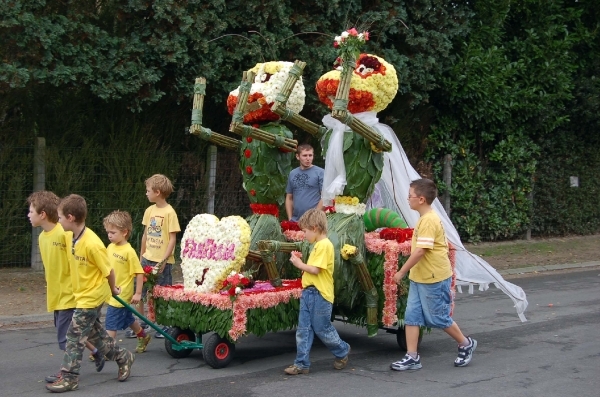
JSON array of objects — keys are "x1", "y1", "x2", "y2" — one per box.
[
  {"x1": 296, "y1": 143, "x2": 314, "y2": 155},
  {"x1": 103, "y1": 210, "x2": 133, "y2": 240},
  {"x1": 59, "y1": 194, "x2": 88, "y2": 223},
  {"x1": 145, "y1": 174, "x2": 174, "y2": 198},
  {"x1": 410, "y1": 178, "x2": 438, "y2": 205},
  {"x1": 27, "y1": 191, "x2": 60, "y2": 223},
  {"x1": 297, "y1": 208, "x2": 328, "y2": 234}
]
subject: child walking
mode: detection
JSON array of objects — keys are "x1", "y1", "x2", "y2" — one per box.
[
  {"x1": 46, "y1": 194, "x2": 134, "y2": 393},
  {"x1": 103, "y1": 210, "x2": 151, "y2": 353},
  {"x1": 27, "y1": 191, "x2": 105, "y2": 384},
  {"x1": 127, "y1": 174, "x2": 180, "y2": 339},
  {"x1": 390, "y1": 178, "x2": 477, "y2": 371},
  {"x1": 285, "y1": 208, "x2": 350, "y2": 375}
]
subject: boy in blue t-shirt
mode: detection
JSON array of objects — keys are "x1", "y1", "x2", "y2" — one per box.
[{"x1": 285, "y1": 144, "x2": 324, "y2": 221}]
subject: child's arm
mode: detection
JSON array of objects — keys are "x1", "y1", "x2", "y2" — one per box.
[
  {"x1": 139, "y1": 226, "x2": 148, "y2": 262},
  {"x1": 290, "y1": 251, "x2": 320, "y2": 275},
  {"x1": 106, "y1": 268, "x2": 121, "y2": 296},
  {"x1": 392, "y1": 247, "x2": 426, "y2": 283},
  {"x1": 130, "y1": 273, "x2": 144, "y2": 304},
  {"x1": 157, "y1": 231, "x2": 177, "y2": 273}
]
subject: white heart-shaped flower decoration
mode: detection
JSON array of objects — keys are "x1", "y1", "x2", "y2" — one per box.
[{"x1": 180, "y1": 214, "x2": 251, "y2": 293}]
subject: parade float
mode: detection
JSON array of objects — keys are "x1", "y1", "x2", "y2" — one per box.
[{"x1": 145, "y1": 28, "x2": 528, "y2": 368}]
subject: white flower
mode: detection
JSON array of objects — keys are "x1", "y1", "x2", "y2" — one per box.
[
  {"x1": 335, "y1": 36, "x2": 342, "y2": 43},
  {"x1": 235, "y1": 287, "x2": 242, "y2": 295},
  {"x1": 341, "y1": 31, "x2": 349, "y2": 38},
  {"x1": 152, "y1": 267, "x2": 158, "y2": 275},
  {"x1": 358, "y1": 33, "x2": 364, "y2": 40}
]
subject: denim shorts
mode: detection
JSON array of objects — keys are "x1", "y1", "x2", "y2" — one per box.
[
  {"x1": 105, "y1": 305, "x2": 135, "y2": 331},
  {"x1": 136, "y1": 257, "x2": 173, "y2": 298},
  {"x1": 404, "y1": 277, "x2": 454, "y2": 329},
  {"x1": 54, "y1": 309, "x2": 75, "y2": 350}
]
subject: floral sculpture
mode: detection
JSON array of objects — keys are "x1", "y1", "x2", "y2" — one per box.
[{"x1": 180, "y1": 214, "x2": 251, "y2": 293}]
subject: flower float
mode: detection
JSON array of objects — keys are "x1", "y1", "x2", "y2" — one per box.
[{"x1": 180, "y1": 214, "x2": 251, "y2": 293}]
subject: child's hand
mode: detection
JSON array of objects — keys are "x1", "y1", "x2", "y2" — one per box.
[
  {"x1": 290, "y1": 251, "x2": 302, "y2": 267},
  {"x1": 112, "y1": 286, "x2": 121, "y2": 296},
  {"x1": 130, "y1": 293, "x2": 142, "y2": 305},
  {"x1": 392, "y1": 271, "x2": 405, "y2": 284},
  {"x1": 155, "y1": 260, "x2": 167, "y2": 274}
]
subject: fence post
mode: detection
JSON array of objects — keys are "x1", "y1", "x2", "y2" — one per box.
[
  {"x1": 442, "y1": 154, "x2": 452, "y2": 216},
  {"x1": 206, "y1": 145, "x2": 217, "y2": 214},
  {"x1": 31, "y1": 137, "x2": 46, "y2": 271}
]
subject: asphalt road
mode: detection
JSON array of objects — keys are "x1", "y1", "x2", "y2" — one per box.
[{"x1": 1, "y1": 269, "x2": 599, "y2": 397}]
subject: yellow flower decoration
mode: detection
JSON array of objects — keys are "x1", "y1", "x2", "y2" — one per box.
[{"x1": 341, "y1": 244, "x2": 358, "y2": 260}]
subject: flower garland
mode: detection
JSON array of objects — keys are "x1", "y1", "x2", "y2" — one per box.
[
  {"x1": 249, "y1": 203, "x2": 279, "y2": 217},
  {"x1": 180, "y1": 214, "x2": 251, "y2": 293},
  {"x1": 222, "y1": 271, "x2": 255, "y2": 301},
  {"x1": 153, "y1": 279, "x2": 302, "y2": 341},
  {"x1": 364, "y1": 232, "x2": 411, "y2": 326},
  {"x1": 334, "y1": 195, "x2": 367, "y2": 216}
]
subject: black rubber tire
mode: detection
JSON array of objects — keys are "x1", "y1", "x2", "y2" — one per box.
[
  {"x1": 396, "y1": 326, "x2": 423, "y2": 351},
  {"x1": 165, "y1": 327, "x2": 196, "y2": 359},
  {"x1": 203, "y1": 333, "x2": 235, "y2": 369}
]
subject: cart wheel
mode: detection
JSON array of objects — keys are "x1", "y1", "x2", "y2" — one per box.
[
  {"x1": 396, "y1": 326, "x2": 423, "y2": 351},
  {"x1": 165, "y1": 327, "x2": 195, "y2": 359},
  {"x1": 203, "y1": 333, "x2": 235, "y2": 369}
]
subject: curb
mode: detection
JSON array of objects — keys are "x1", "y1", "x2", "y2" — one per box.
[{"x1": 1, "y1": 262, "x2": 599, "y2": 327}]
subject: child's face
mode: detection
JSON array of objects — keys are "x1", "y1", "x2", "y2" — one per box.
[
  {"x1": 145, "y1": 185, "x2": 161, "y2": 203},
  {"x1": 28, "y1": 204, "x2": 44, "y2": 227},
  {"x1": 57, "y1": 210, "x2": 75, "y2": 232},
  {"x1": 302, "y1": 227, "x2": 319, "y2": 244},
  {"x1": 106, "y1": 225, "x2": 128, "y2": 245},
  {"x1": 407, "y1": 187, "x2": 424, "y2": 210}
]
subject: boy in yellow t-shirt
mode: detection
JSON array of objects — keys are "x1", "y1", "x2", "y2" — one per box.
[
  {"x1": 45, "y1": 194, "x2": 134, "y2": 393},
  {"x1": 390, "y1": 179, "x2": 477, "y2": 372},
  {"x1": 284, "y1": 208, "x2": 350, "y2": 375},
  {"x1": 103, "y1": 210, "x2": 151, "y2": 353},
  {"x1": 128, "y1": 174, "x2": 181, "y2": 339},
  {"x1": 27, "y1": 191, "x2": 104, "y2": 384}
]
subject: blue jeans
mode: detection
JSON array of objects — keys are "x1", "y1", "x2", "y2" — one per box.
[
  {"x1": 404, "y1": 277, "x2": 454, "y2": 329},
  {"x1": 294, "y1": 287, "x2": 350, "y2": 369}
]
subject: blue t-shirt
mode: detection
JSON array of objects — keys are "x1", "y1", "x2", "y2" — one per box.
[{"x1": 286, "y1": 166, "x2": 324, "y2": 221}]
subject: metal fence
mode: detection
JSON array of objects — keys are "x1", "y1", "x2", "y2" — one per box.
[{"x1": 1, "y1": 140, "x2": 251, "y2": 268}]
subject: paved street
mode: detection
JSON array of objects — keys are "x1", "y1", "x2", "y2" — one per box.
[{"x1": 1, "y1": 269, "x2": 599, "y2": 397}]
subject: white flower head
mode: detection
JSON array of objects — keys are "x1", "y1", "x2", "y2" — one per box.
[{"x1": 341, "y1": 31, "x2": 349, "y2": 38}]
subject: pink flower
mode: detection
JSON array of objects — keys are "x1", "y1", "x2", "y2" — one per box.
[
  {"x1": 348, "y1": 27, "x2": 358, "y2": 36},
  {"x1": 333, "y1": 41, "x2": 339, "y2": 48},
  {"x1": 364, "y1": 31, "x2": 370, "y2": 40}
]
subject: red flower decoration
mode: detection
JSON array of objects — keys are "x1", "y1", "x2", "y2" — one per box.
[
  {"x1": 250, "y1": 203, "x2": 279, "y2": 217},
  {"x1": 250, "y1": 189, "x2": 256, "y2": 196},
  {"x1": 246, "y1": 166, "x2": 253, "y2": 174},
  {"x1": 333, "y1": 41, "x2": 339, "y2": 48},
  {"x1": 244, "y1": 149, "x2": 251, "y2": 158},
  {"x1": 280, "y1": 220, "x2": 301, "y2": 231},
  {"x1": 379, "y1": 228, "x2": 414, "y2": 244},
  {"x1": 246, "y1": 137, "x2": 253, "y2": 143},
  {"x1": 348, "y1": 27, "x2": 358, "y2": 36}
]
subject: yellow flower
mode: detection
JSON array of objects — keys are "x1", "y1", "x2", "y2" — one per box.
[
  {"x1": 351, "y1": 197, "x2": 360, "y2": 205},
  {"x1": 341, "y1": 244, "x2": 357, "y2": 260}
]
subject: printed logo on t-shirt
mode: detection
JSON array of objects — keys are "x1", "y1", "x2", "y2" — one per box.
[
  {"x1": 292, "y1": 173, "x2": 310, "y2": 191},
  {"x1": 148, "y1": 216, "x2": 164, "y2": 237}
]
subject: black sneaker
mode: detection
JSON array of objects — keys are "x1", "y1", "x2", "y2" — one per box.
[
  {"x1": 455, "y1": 336, "x2": 477, "y2": 367},
  {"x1": 154, "y1": 326, "x2": 169, "y2": 338},
  {"x1": 45, "y1": 372, "x2": 61, "y2": 383},
  {"x1": 390, "y1": 353, "x2": 422, "y2": 371},
  {"x1": 124, "y1": 329, "x2": 137, "y2": 339},
  {"x1": 92, "y1": 351, "x2": 105, "y2": 372}
]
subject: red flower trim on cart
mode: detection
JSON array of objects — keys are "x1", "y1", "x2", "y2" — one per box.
[
  {"x1": 250, "y1": 203, "x2": 279, "y2": 217},
  {"x1": 379, "y1": 228, "x2": 414, "y2": 244},
  {"x1": 280, "y1": 220, "x2": 301, "y2": 231}
]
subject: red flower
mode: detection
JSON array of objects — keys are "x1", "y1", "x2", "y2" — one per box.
[
  {"x1": 246, "y1": 166, "x2": 253, "y2": 174},
  {"x1": 333, "y1": 41, "x2": 339, "y2": 48},
  {"x1": 244, "y1": 149, "x2": 251, "y2": 158},
  {"x1": 250, "y1": 189, "x2": 256, "y2": 196},
  {"x1": 246, "y1": 137, "x2": 253, "y2": 143},
  {"x1": 228, "y1": 286, "x2": 236, "y2": 296},
  {"x1": 143, "y1": 266, "x2": 153, "y2": 274}
]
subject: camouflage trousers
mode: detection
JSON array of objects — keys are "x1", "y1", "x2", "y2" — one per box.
[{"x1": 61, "y1": 305, "x2": 127, "y2": 381}]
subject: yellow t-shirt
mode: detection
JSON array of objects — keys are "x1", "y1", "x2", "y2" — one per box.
[
  {"x1": 70, "y1": 228, "x2": 112, "y2": 308},
  {"x1": 302, "y1": 238, "x2": 335, "y2": 304},
  {"x1": 142, "y1": 204, "x2": 181, "y2": 263},
  {"x1": 106, "y1": 243, "x2": 144, "y2": 308},
  {"x1": 409, "y1": 210, "x2": 453, "y2": 284},
  {"x1": 39, "y1": 224, "x2": 76, "y2": 311}
]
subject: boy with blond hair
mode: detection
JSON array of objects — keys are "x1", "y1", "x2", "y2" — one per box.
[
  {"x1": 390, "y1": 178, "x2": 476, "y2": 371},
  {"x1": 127, "y1": 174, "x2": 180, "y2": 339},
  {"x1": 46, "y1": 194, "x2": 134, "y2": 393},
  {"x1": 103, "y1": 210, "x2": 151, "y2": 353},
  {"x1": 27, "y1": 191, "x2": 105, "y2": 384},
  {"x1": 285, "y1": 208, "x2": 350, "y2": 375}
]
